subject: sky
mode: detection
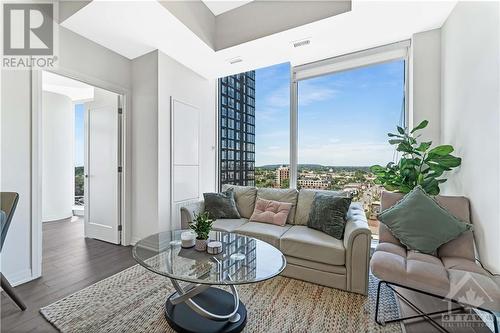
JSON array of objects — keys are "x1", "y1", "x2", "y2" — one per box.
[
  {"x1": 75, "y1": 104, "x2": 84, "y2": 166},
  {"x1": 254, "y1": 60, "x2": 405, "y2": 167}
]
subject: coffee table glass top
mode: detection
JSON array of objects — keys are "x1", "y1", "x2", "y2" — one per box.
[{"x1": 133, "y1": 230, "x2": 286, "y2": 285}]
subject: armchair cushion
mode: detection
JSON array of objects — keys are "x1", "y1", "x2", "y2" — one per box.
[{"x1": 378, "y1": 186, "x2": 472, "y2": 254}]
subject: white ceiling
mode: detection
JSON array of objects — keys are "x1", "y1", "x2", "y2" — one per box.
[
  {"x1": 42, "y1": 71, "x2": 94, "y2": 102},
  {"x1": 202, "y1": 0, "x2": 254, "y2": 16},
  {"x1": 61, "y1": 1, "x2": 457, "y2": 79}
]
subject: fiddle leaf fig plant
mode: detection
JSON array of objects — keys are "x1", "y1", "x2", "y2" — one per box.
[
  {"x1": 370, "y1": 120, "x2": 461, "y2": 195},
  {"x1": 190, "y1": 211, "x2": 213, "y2": 240}
]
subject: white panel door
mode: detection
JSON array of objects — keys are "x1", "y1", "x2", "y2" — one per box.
[
  {"x1": 171, "y1": 98, "x2": 200, "y2": 225},
  {"x1": 84, "y1": 89, "x2": 120, "y2": 244}
]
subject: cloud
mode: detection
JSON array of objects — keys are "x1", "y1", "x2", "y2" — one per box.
[
  {"x1": 298, "y1": 81, "x2": 338, "y2": 106},
  {"x1": 264, "y1": 85, "x2": 289, "y2": 108}
]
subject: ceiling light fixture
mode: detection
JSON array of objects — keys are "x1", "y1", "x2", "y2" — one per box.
[
  {"x1": 228, "y1": 57, "x2": 243, "y2": 64},
  {"x1": 292, "y1": 38, "x2": 311, "y2": 48}
]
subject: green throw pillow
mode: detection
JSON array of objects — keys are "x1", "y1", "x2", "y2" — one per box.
[
  {"x1": 378, "y1": 186, "x2": 472, "y2": 254},
  {"x1": 307, "y1": 193, "x2": 352, "y2": 240},
  {"x1": 204, "y1": 189, "x2": 241, "y2": 219}
]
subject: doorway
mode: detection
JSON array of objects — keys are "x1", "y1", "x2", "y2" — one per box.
[{"x1": 39, "y1": 70, "x2": 124, "y2": 252}]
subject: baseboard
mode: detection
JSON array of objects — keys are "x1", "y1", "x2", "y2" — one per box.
[
  {"x1": 130, "y1": 236, "x2": 142, "y2": 246},
  {"x1": 4, "y1": 269, "x2": 33, "y2": 287}
]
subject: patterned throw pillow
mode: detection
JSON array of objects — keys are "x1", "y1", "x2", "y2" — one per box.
[
  {"x1": 203, "y1": 189, "x2": 240, "y2": 219},
  {"x1": 378, "y1": 186, "x2": 473, "y2": 254},
  {"x1": 249, "y1": 198, "x2": 293, "y2": 226},
  {"x1": 307, "y1": 193, "x2": 352, "y2": 240}
]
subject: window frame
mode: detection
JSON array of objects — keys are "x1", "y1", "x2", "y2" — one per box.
[{"x1": 289, "y1": 40, "x2": 410, "y2": 189}]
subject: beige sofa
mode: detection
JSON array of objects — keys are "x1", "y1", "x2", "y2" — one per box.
[{"x1": 180, "y1": 185, "x2": 372, "y2": 295}]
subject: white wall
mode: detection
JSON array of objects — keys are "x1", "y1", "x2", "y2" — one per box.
[
  {"x1": 130, "y1": 50, "x2": 216, "y2": 241},
  {"x1": 0, "y1": 26, "x2": 132, "y2": 285},
  {"x1": 42, "y1": 91, "x2": 75, "y2": 222},
  {"x1": 131, "y1": 51, "x2": 159, "y2": 242},
  {"x1": 440, "y1": 1, "x2": 500, "y2": 273},
  {"x1": 157, "y1": 50, "x2": 216, "y2": 232},
  {"x1": 0, "y1": 70, "x2": 33, "y2": 284},
  {"x1": 410, "y1": 28, "x2": 442, "y2": 144}
]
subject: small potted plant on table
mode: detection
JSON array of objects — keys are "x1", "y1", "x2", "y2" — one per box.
[{"x1": 190, "y1": 212, "x2": 213, "y2": 252}]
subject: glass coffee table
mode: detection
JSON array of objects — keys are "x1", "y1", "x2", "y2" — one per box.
[{"x1": 133, "y1": 230, "x2": 286, "y2": 333}]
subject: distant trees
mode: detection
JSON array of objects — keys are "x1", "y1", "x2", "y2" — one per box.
[{"x1": 75, "y1": 166, "x2": 84, "y2": 196}]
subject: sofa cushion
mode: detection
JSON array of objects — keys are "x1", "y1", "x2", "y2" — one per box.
[
  {"x1": 204, "y1": 189, "x2": 240, "y2": 219},
  {"x1": 307, "y1": 194, "x2": 352, "y2": 240},
  {"x1": 285, "y1": 256, "x2": 346, "y2": 274},
  {"x1": 212, "y1": 218, "x2": 248, "y2": 233},
  {"x1": 378, "y1": 186, "x2": 472, "y2": 254},
  {"x1": 256, "y1": 188, "x2": 298, "y2": 224},
  {"x1": 222, "y1": 184, "x2": 257, "y2": 219},
  {"x1": 295, "y1": 189, "x2": 345, "y2": 225},
  {"x1": 234, "y1": 221, "x2": 291, "y2": 248},
  {"x1": 249, "y1": 198, "x2": 292, "y2": 226},
  {"x1": 280, "y1": 226, "x2": 345, "y2": 266}
]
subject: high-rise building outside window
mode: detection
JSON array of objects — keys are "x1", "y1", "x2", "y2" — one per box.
[{"x1": 219, "y1": 71, "x2": 256, "y2": 188}]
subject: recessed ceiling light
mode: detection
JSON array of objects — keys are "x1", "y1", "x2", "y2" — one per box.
[
  {"x1": 292, "y1": 38, "x2": 311, "y2": 48},
  {"x1": 228, "y1": 57, "x2": 243, "y2": 64}
]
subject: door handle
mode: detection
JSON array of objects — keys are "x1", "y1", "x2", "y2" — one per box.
[{"x1": 85, "y1": 174, "x2": 89, "y2": 178}]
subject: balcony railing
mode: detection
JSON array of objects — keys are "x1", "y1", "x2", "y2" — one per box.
[{"x1": 74, "y1": 196, "x2": 84, "y2": 206}]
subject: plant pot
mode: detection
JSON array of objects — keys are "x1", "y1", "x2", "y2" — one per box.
[{"x1": 195, "y1": 239, "x2": 208, "y2": 252}]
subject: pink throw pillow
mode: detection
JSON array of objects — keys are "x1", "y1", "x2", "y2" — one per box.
[{"x1": 249, "y1": 198, "x2": 292, "y2": 226}]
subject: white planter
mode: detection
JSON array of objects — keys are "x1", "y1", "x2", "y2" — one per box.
[{"x1": 195, "y1": 239, "x2": 208, "y2": 252}]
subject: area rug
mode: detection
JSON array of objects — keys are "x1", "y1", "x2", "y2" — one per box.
[{"x1": 40, "y1": 264, "x2": 403, "y2": 332}]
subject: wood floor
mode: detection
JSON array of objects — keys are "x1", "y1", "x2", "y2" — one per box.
[{"x1": 1, "y1": 217, "x2": 136, "y2": 332}]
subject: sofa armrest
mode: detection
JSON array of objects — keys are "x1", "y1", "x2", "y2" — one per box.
[
  {"x1": 180, "y1": 200, "x2": 204, "y2": 230},
  {"x1": 344, "y1": 202, "x2": 371, "y2": 295}
]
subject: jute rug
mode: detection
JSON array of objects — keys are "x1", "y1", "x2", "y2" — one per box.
[{"x1": 40, "y1": 264, "x2": 403, "y2": 332}]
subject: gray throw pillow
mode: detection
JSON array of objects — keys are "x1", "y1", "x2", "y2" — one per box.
[
  {"x1": 204, "y1": 189, "x2": 241, "y2": 219},
  {"x1": 378, "y1": 186, "x2": 473, "y2": 254},
  {"x1": 307, "y1": 193, "x2": 352, "y2": 240}
]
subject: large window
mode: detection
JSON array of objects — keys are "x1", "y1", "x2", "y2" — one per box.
[
  {"x1": 219, "y1": 63, "x2": 291, "y2": 189},
  {"x1": 296, "y1": 59, "x2": 406, "y2": 236},
  {"x1": 218, "y1": 42, "x2": 408, "y2": 236},
  {"x1": 219, "y1": 72, "x2": 256, "y2": 187}
]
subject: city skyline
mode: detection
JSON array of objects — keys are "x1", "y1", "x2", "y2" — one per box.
[{"x1": 254, "y1": 60, "x2": 405, "y2": 167}]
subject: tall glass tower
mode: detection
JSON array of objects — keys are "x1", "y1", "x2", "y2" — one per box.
[{"x1": 219, "y1": 71, "x2": 256, "y2": 188}]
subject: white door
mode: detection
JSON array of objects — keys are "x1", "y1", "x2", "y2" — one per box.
[
  {"x1": 84, "y1": 88, "x2": 121, "y2": 244},
  {"x1": 171, "y1": 98, "x2": 200, "y2": 227}
]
